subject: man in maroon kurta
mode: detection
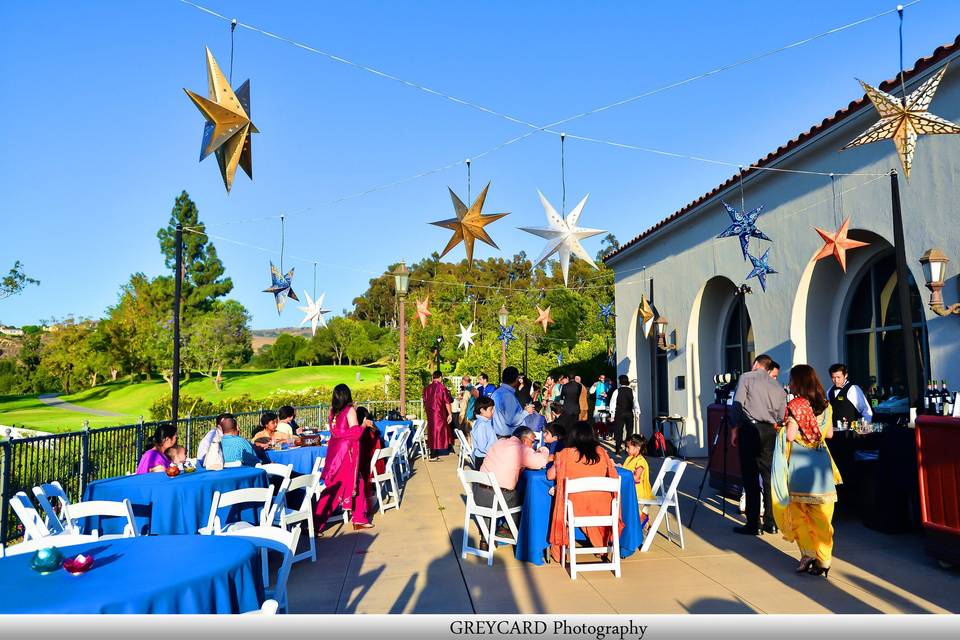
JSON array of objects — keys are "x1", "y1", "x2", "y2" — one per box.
[{"x1": 423, "y1": 370, "x2": 453, "y2": 460}]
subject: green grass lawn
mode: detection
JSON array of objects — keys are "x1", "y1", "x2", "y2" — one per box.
[{"x1": 0, "y1": 365, "x2": 385, "y2": 434}]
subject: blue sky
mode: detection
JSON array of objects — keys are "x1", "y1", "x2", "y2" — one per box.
[{"x1": 3, "y1": 0, "x2": 959, "y2": 329}]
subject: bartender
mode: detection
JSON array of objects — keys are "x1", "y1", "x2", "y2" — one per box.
[{"x1": 827, "y1": 363, "x2": 873, "y2": 426}]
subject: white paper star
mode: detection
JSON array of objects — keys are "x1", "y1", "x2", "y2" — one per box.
[
  {"x1": 520, "y1": 191, "x2": 606, "y2": 286},
  {"x1": 457, "y1": 322, "x2": 476, "y2": 352},
  {"x1": 298, "y1": 291, "x2": 330, "y2": 336}
]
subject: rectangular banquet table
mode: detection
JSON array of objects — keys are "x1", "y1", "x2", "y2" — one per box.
[
  {"x1": 266, "y1": 445, "x2": 327, "y2": 475},
  {"x1": 0, "y1": 535, "x2": 264, "y2": 614},
  {"x1": 514, "y1": 466, "x2": 643, "y2": 566},
  {"x1": 82, "y1": 467, "x2": 269, "y2": 536}
]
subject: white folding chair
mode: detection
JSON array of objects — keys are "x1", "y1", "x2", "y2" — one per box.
[
  {"x1": 458, "y1": 468, "x2": 521, "y2": 566},
  {"x1": 273, "y1": 473, "x2": 319, "y2": 563},
  {"x1": 243, "y1": 599, "x2": 279, "y2": 615},
  {"x1": 256, "y1": 462, "x2": 294, "y2": 495},
  {"x1": 4, "y1": 533, "x2": 100, "y2": 556},
  {"x1": 388, "y1": 429, "x2": 411, "y2": 481},
  {"x1": 310, "y1": 455, "x2": 326, "y2": 476},
  {"x1": 11, "y1": 492, "x2": 52, "y2": 541},
  {"x1": 562, "y1": 476, "x2": 622, "y2": 580},
  {"x1": 61, "y1": 499, "x2": 138, "y2": 539},
  {"x1": 454, "y1": 428, "x2": 473, "y2": 470},
  {"x1": 409, "y1": 420, "x2": 428, "y2": 461},
  {"x1": 223, "y1": 525, "x2": 301, "y2": 614},
  {"x1": 639, "y1": 457, "x2": 688, "y2": 552},
  {"x1": 310, "y1": 456, "x2": 349, "y2": 526},
  {"x1": 199, "y1": 487, "x2": 277, "y2": 535},
  {"x1": 371, "y1": 447, "x2": 400, "y2": 513},
  {"x1": 32, "y1": 481, "x2": 71, "y2": 534}
]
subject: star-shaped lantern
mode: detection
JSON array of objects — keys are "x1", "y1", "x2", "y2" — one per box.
[
  {"x1": 813, "y1": 217, "x2": 870, "y2": 272},
  {"x1": 298, "y1": 291, "x2": 330, "y2": 336},
  {"x1": 745, "y1": 249, "x2": 777, "y2": 292},
  {"x1": 415, "y1": 297, "x2": 432, "y2": 328},
  {"x1": 263, "y1": 262, "x2": 299, "y2": 315},
  {"x1": 535, "y1": 306, "x2": 554, "y2": 333},
  {"x1": 184, "y1": 47, "x2": 259, "y2": 192},
  {"x1": 520, "y1": 191, "x2": 606, "y2": 286},
  {"x1": 639, "y1": 295, "x2": 655, "y2": 338},
  {"x1": 430, "y1": 182, "x2": 509, "y2": 267},
  {"x1": 457, "y1": 322, "x2": 476, "y2": 352},
  {"x1": 842, "y1": 65, "x2": 960, "y2": 179},
  {"x1": 717, "y1": 201, "x2": 771, "y2": 261},
  {"x1": 498, "y1": 324, "x2": 516, "y2": 347},
  {"x1": 599, "y1": 302, "x2": 615, "y2": 325},
  {"x1": 556, "y1": 352, "x2": 564, "y2": 366}
]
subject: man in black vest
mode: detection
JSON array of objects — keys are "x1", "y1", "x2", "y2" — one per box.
[
  {"x1": 608, "y1": 375, "x2": 639, "y2": 455},
  {"x1": 828, "y1": 363, "x2": 873, "y2": 427}
]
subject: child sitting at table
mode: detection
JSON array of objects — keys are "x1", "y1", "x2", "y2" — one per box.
[
  {"x1": 165, "y1": 445, "x2": 187, "y2": 468},
  {"x1": 621, "y1": 434, "x2": 654, "y2": 532},
  {"x1": 252, "y1": 411, "x2": 291, "y2": 448},
  {"x1": 542, "y1": 422, "x2": 563, "y2": 459}
]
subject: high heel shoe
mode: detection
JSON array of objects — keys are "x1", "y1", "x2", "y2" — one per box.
[
  {"x1": 807, "y1": 561, "x2": 830, "y2": 578},
  {"x1": 795, "y1": 556, "x2": 815, "y2": 573}
]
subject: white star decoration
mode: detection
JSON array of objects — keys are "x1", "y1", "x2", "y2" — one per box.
[
  {"x1": 457, "y1": 322, "x2": 476, "y2": 352},
  {"x1": 520, "y1": 191, "x2": 606, "y2": 286},
  {"x1": 298, "y1": 291, "x2": 330, "y2": 336}
]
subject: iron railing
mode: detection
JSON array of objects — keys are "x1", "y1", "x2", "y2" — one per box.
[{"x1": 0, "y1": 400, "x2": 423, "y2": 545}]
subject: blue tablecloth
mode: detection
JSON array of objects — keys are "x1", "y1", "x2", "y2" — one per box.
[
  {"x1": 266, "y1": 445, "x2": 327, "y2": 475},
  {"x1": 514, "y1": 466, "x2": 642, "y2": 566},
  {"x1": 82, "y1": 467, "x2": 269, "y2": 536},
  {"x1": 375, "y1": 420, "x2": 412, "y2": 447},
  {"x1": 0, "y1": 535, "x2": 263, "y2": 614}
]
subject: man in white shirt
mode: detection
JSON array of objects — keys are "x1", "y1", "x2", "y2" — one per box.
[{"x1": 828, "y1": 363, "x2": 873, "y2": 426}]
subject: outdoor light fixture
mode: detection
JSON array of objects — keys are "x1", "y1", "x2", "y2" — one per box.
[
  {"x1": 392, "y1": 261, "x2": 410, "y2": 296},
  {"x1": 919, "y1": 248, "x2": 960, "y2": 316},
  {"x1": 654, "y1": 316, "x2": 678, "y2": 352},
  {"x1": 393, "y1": 260, "x2": 411, "y2": 414},
  {"x1": 498, "y1": 305, "x2": 509, "y2": 327}
]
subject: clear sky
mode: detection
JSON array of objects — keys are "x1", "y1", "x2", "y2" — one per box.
[{"x1": 3, "y1": 0, "x2": 959, "y2": 329}]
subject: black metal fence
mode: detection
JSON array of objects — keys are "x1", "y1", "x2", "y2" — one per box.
[{"x1": 0, "y1": 400, "x2": 421, "y2": 545}]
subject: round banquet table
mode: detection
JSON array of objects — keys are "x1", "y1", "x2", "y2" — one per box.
[
  {"x1": 0, "y1": 535, "x2": 264, "y2": 614},
  {"x1": 266, "y1": 445, "x2": 327, "y2": 475},
  {"x1": 82, "y1": 467, "x2": 269, "y2": 536},
  {"x1": 514, "y1": 466, "x2": 643, "y2": 566}
]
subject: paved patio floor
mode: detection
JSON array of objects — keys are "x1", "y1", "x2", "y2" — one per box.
[{"x1": 286, "y1": 448, "x2": 960, "y2": 614}]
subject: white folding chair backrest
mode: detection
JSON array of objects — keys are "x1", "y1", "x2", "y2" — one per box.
[
  {"x1": 256, "y1": 463, "x2": 294, "y2": 495},
  {"x1": 224, "y1": 525, "x2": 301, "y2": 613},
  {"x1": 389, "y1": 429, "x2": 411, "y2": 479},
  {"x1": 63, "y1": 499, "x2": 138, "y2": 539},
  {"x1": 639, "y1": 457, "x2": 688, "y2": 552},
  {"x1": 202, "y1": 487, "x2": 275, "y2": 535},
  {"x1": 4, "y1": 533, "x2": 99, "y2": 556},
  {"x1": 10, "y1": 492, "x2": 50, "y2": 541},
  {"x1": 32, "y1": 481, "x2": 71, "y2": 534},
  {"x1": 243, "y1": 599, "x2": 279, "y2": 615},
  {"x1": 275, "y1": 472, "x2": 319, "y2": 562},
  {"x1": 563, "y1": 476, "x2": 622, "y2": 579},
  {"x1": 370, "y1": 446, "x2": 400, "y2": 513},
  {"x1": 454, "y1": 429, "x2": 473, "y2": 470},
  {"x1": 409, "y1": 421, "x2": 428, "y2": 460},
  {"x1": 311, "y1": 455, "x2": 326, "y2": 476},
  {"x1": 458, "y1": 468, "x2": 520, "y2": 566}
]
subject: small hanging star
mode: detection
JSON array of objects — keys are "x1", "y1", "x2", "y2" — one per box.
[
  {"x1": 457, "y1": 322, "x2": 476, "y2": 352},
  {"x1": 430, "y1": 182, "x2": 509, "y2": 267},
  {"x1": 639, "y1": 295, "x2": 655, "y2": 338},
  {"x1": 263, "y1": 262, "x2": 299, "y2": 315},
  {"x1": 842, "y1": 65, "x2": 960, "y2": 179},
  {"x1": 599, "y1": 302, "x2": 616, "y2": 324},
  {"x1": 298, "y1": 291, "x2": 330, "y2": 336},
  {"x1": 813, "y1": 217, "x2": 870, "y2": 272},
  {"x1": 498, "y1": 324, "x2": 516, "y2": 347},
  {"x1": 415, "y1": 297, "x2": 432, "y2": 328},
  {"x1": 535, "y1": 306, "x2": 554, "y2": 333},
  {"x1": 745, "y1": 249, "x2": 777, "y2": 292},
  {"x1": 557, "y1": 352, "x2": 564, "y2": 366},
  {"x1": 717, "y1": 201, "x2": 771, "y2": 261}
]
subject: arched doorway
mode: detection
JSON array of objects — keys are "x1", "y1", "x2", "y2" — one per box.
[{"x1": 723, "y1": 294, "x2": 755, "y2": 376}]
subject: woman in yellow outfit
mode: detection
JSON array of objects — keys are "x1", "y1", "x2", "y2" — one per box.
[
  {"x1": 772, "y1": 364, "x2": 842, "y2": 577},
  {"x1": 621, "y1": 434, "x2": 654, "y2": 531}
]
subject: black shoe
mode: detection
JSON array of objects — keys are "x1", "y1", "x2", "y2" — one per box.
[
  {"x1": 762, "y1": 522, "x2": 779, "y2": 535},
  {"x1": 733, "y1": 524, "x2": 761, "y2": 536}
]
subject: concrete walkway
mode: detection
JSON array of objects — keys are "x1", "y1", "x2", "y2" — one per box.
[
  {"x1": 287, "y1": 448, "x2": 960, "y2": 614},
  {"x1": 37, "y1": 393, "x2": 122, "y2": 416}
]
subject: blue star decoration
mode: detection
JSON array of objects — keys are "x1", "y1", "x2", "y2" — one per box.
[
  {"x1": 263, "y1": 262, "x2": 299, "y2": 315},
  {"x1": 717, "y1": 201, "x2": 771, "y2": 261},
  {"x1": 557, "y1": 352, "x2": 564, "y2": 366},
  {"x1": 599, "y1": 302, "x2": 616, "y2": 324},
  {"x1": 498, "y1": 324, "x2": 516, "y2": 346},
  {"x1": 745, "y1": 249, "x2": 777, "y2": 292}
]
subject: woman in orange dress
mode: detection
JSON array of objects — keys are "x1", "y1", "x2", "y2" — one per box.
[{"x1": 546, "y1": 421, "x2": 623, "y2": 563}]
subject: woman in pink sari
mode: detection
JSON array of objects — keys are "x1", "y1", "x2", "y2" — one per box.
[{"x1": 314, "y1": 385, "x2": 376, "y2": 533}]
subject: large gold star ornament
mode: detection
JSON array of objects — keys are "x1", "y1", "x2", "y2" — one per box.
[
  {"x1": 415, "y1": 297, "x2": 432, "y2": 328},
  {"x1": 842, "y1": 65, "x2": 960, "y2": 179},
  {"x1": 813, "y1": 217, "x2": 870, "y2": 273},
  {"x1": 535, "y1": 306, "x2": 554, "y2": 333},
  {"x1": 430, "y1": 182, "x2": 509, "y2": 267},
  {"x1": 184, "y1": 47, "x2": 259, "y2": 192}
]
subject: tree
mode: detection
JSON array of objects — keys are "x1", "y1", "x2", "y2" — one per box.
[
  {"x1": 184, "y1": 300, "x2": 253, "y2": 389},
  {"x1": 41, "y1": 319, "x2": 96, "y2": 395},
  {"x1": 596, "y1": 233, "x2": 620, "y2": 262},
  {"x1": 270, "y1": 333, "x2": 307, "y2": 369},
  {"x1": 1, "y1": 261, "x2": 39, "y2": 299}
]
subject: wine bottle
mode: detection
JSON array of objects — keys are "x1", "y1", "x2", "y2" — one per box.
[
  {"x1": 940, "y1": 380, "x2": 950, "y2": 416},
  {"x1": 943, "y1": 381, "x2": 954, "y2": 417},
  {"x1": 923, "y1": 381, "x2": 932, "y2": 415}
]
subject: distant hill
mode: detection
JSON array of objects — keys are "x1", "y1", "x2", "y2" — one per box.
[{"x1": 251, "y1": 327, "x2": 313, "y2": 352}]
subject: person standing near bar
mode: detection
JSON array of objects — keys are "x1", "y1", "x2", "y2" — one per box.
[
  {"x1": 423, "y1": 370, "x2": 453, "y2": 460},
  {"x1": 731, "y1": 354, "x2": 786, "y2": 536},
  {"x1": 558, "y1": 373, "x2": 582, "y2": 421},
  {"x1": 827, "y1": 363, "x2": 873, "y2": 427},
  {"x1": 608, "y1": 375, "x2": 639, "y2": 455}
]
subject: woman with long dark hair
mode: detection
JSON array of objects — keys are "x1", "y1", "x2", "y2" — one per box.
[
  {"x1": 136, "y1": 423, "x2": 177, "y2": 473},
  {"x1": 772, "y1": 364, "x2": 841, "y2": 577},
  {"x1": 546, "y1": 421, "x2": 622, "y2": 563},
  {"x1": 313, "y1": 384, "x2": 375, "y2": 532}
]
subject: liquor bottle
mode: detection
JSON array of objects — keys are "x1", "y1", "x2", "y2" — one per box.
[
  {"x1": 941, "y1": 380, "x2": 951, "y2": 416},
  {"x1": 924, "y1": 381, "x2": 933, "y2": 415}
]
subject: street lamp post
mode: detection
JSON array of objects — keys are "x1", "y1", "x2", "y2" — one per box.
[
  {"x1": 393, "y1": 261, "x2": 410, "y2": 415},
  {"x1": 498, "y1": 305, "x2": 509, "y2": 373}
]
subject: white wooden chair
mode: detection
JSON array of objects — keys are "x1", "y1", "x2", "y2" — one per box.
[
  {"x1": 310, "y1": 455, "x2": 326, "y2": 476},
  {"x1": 454, "y1": 428, "x2": 473, "y2": 470},
  {"x1": 10, "y1": 492, "x2": 52, "y2": 541},
  {"x1": 223, "y1": 525, "x2": 301, "y2": 613},
  {"x1": 272, "y1": 473, "x2": 319, "y2": 563},
  {"x1": 639, "y1": 457, "x2": 689, "y2": 552},
  {"x1": 243, "y1": 599, "x2": 279, "y2": 615},
  {"x1": 370, "y1": 447, "x2": 400, "y2": 513},
  {"x1": 32, "y1": 481, "x2": 71, "y2": 534},
  {"x1": 4, "y1": 533, "x2": 99, "y2": 556},
  {"x1": 562, "y1": 476, "x2": 622, "y2": 579},
  {"x1": 388, "y1": 429, "x2": 411, "y2": 481},
  {"x1": 199, "y1": 487, "x2": 277, "y2": 535},
  {"x1": 61, "y1": 499, "x2": 138, "y2": 539},
  {"x1": 310, "y1": 456, "x2": 349, "y2": 526},
  {"x1": 256, "y1": 462, "x2": 294, "y2": 500},
  {"x1": 409, "y1": 420, "x2": 428, "y2": 461},
  {"x1": 458, "y1": 468, "x2": 521, "y2": 566}
]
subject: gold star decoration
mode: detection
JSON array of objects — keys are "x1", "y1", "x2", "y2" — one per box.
[
  {"x1": 430, "y1": 182, "x2": 509, "y2": 267},
  {"x1": 184, "y1": 47, "x2": 259, "y2": 192},
  {"x1": 639, "y1": 295, "x2": 655, "y2": 338},
  {"x1": 842, "y1": 65, "x2": 960, "y2": 179},
  {"x1": 813, "y1": 217, "x2": 870, "y2": 273},
  {"x1": 535, "y1": 306, "x2": 554, "y2": 333},
  {"x1": 415, "y1": 296, "x2": 432, "y2": 328}
]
